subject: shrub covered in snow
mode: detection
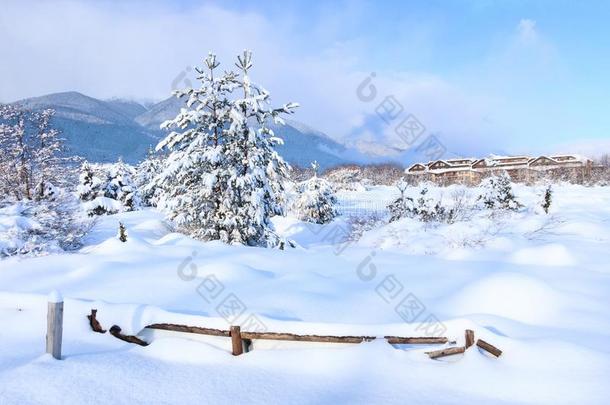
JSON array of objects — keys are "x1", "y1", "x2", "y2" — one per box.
[
  {"x1": 388, "y1": 182, "x2": 457, "y2": 224},
  {"x1": 322, "y1": 165, "x2": 368, "y2": 191},
  {"x1": 478, "y1": 173, "x2": 522, "y2": 211},
  {"x1": 293, "y1": 163, "x2": 338, "y2": 224},
  {"x1": 0, "y1": 193, "x2": 92, "y2": 257},
  {"x1": 77, "y1": 160, "x2": 140, "y2": 216}
]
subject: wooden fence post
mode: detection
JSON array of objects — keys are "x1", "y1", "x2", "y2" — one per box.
[
  {"x1": 465, "y1": 329, "x2": 475, "y2": 349},
  {"x1": 46, "y1": 291, "x2": 63, "y2": 360},
  {"x1": 230, "y1": 325, "x2": 243, "y2": 356}
]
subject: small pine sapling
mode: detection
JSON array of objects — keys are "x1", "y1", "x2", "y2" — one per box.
[
  {"x1": 118, "y1": 222, "x2": 128, "y2": 242},
  {"x1": 541, "y1": 185, "x2": 552, "y2": 214}
]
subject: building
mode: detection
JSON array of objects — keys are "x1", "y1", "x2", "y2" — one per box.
[{"x1": 406, "y1": 154, "x2": 593, "y2": 185}]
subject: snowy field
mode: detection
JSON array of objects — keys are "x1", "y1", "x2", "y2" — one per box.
[{"x1": 1, "y1": 183, "x2": 610, "y2": 404}]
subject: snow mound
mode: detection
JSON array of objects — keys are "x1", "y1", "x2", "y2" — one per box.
[
  {"x1": 510, "y1": 244, "x2": 577, "y2": 267},
  {"x1": 444, "y1": 272, "x2": 561, "y2": 324}
]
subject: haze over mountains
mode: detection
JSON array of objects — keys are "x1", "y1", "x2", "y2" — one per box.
[{"x1": 13, "y1": 91, "x2": 363, "y2": 169}]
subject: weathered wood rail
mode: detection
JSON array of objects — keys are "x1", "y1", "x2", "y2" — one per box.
[{"x1": 87, "y1": 309, "x2": 503, "y2": 360}]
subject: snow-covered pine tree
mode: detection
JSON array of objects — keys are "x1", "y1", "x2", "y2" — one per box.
[
  {"x1": 155, "y1": 51, "x2": 298, "y2": 246},
  {"x1": 541, "y1": 185, "x2": 552, "y2": 214},
  {"x1": 105, "y1": 158, "x2": 140, "y2": 211},
  {"x1": 136, "y1": 147, "x2": 163, "y2": 207},
  {"x1": 118, "y1": 222, "x2": 128, "y2": 242},
  {"x1": 388, "y1": 179, "x2": 411, "y2": 222},
  {"x1": 77, "y1": 161, "x2": 103, "y2": 202},
  {"x1": 478, "y1": 172, "x2": 521, "y2": 211},
  {"x1": 293, "y1": 161, "x2": 338, "y2": 224}
]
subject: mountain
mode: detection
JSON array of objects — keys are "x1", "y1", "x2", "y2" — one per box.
[
  {"x1": 133, "y1": 95, "x2": 350, "y2": 169},
  {"x1": 12, "y1": 91, "x2": 364, "y2": 169},
  {"x1": 16, "y1": 92, "x2": 157, "y2": 164}
]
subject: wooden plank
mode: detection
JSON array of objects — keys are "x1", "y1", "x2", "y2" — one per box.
[
  {"x1": 145, "y1": 323, "x2": 450, "y2": 345},
  {"x1": 230, "y1": 326, "x2": 243, "y2": 356},
  {"x1": 385, "y1": 336, "x2": 448, "y2": 344},
  {"x1": 465, "y1": 330, "x2": 475, "y2": 349},
  {"x1": 240, "y1": 331, "x2": 375, "y2": 343},
  {"x1": 476, "y1": 339, "x2": 502, "y2": 357},
  {"x1": 46, "y1": 300, "x2": 63, "y2": 360},
  {"x1": 147, "y1": 323, "x2": 230, "y2": 337},
  {"x1": 87, "y1": 309, "x2": 106, "y2": 333},
  {"x1": 109, "y1": 325, "x2": 149, "y2": 346},
  {"x1": 426, "y1": 346, "x2": 465, "y2": 359}
]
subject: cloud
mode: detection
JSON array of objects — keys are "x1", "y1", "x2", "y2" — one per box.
[
  {"x1": 0, "y1": 2, "x2": 573, "y2": 160},
  {"x1": 517, "y1": 19, "x2": 538, "y2": 43}
]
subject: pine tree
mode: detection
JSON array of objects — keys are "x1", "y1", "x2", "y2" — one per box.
[
  {"x1": 136, "y1": 147, "x2": 163, "y2": 207},
  {"x1": 479, "y1": 173, "x2": 521, "y2": 211},
  {"x1": 293, "y1": 161, "x2": 338, "y2": 224},
  {"x1": 105, "y1": 158, "x2": 140, "y2": 211},
  {"x1": 118, "y1": 222, "x2": 128, "y2": 242},
  {"x1": 77, "y1": 162, "x2": 102, "y2": 201},
  {"x1": 155, "y1": 51, "x2": 298, "y2": 246},
  {"x1": 541, "y1": 185, "x2": 552, "y2": 214}
]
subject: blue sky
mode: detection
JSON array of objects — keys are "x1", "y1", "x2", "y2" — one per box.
[{"x1": 1, "y1": 0, "x2": 609, "y2": 157}]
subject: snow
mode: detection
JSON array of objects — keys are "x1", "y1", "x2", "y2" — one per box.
[
  {"x1": 1, "y1": 183, "x2": 610, "y2": 403},
  {"x1": 47, "y1": 290, "x2": 63, "y2": 303}
]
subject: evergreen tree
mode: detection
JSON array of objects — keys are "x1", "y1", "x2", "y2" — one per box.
[
  {"x1": 77, "y1": 162, "x2": 103, "y2": 202},
  {"x1": 105, "y1": 158, "x2": 140, "y2": 211},
  {"x1": 293, "y1": 161, "x2": 338, "y2": 224},
  {"x1": 479, "y1": 173, "x2": 521, "y2": 211},
  {"x1": 541, "y1": 185, "x2": 552, "y2": 214},
  {"x1": 155, "y1": 51, "x2": 298, "y2": 246},
  {"x1": 118, "y1": 222, "x2": 128, "y2": 242},
  {"x1": 136, "y1": 147, "x2": 163, "y2": 207}
]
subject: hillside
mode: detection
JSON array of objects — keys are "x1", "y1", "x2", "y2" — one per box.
[{"x1": 13, "y1": 92, "x2": 354, "y2": 169}]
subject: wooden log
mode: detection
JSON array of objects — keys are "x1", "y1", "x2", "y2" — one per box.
[
  {"x1": 148, "y1": 323, "x2": 229, "y2": 337},
  {"x1": 465, "y1": 330, "x2": 475, "y2": 349},
  {"x1": 385, "y1": 336, "x2": 448, "y2": 345},
  {"x1": 109, "y1": 325, "x2": 149, "y2": 346},
  {"x1": 240, "y1": 331, "x2": 375, "y2": 344},
  {"x1": 145, "y1": 323, "x2": 450, "y2": 345},
  {"x1": 476, "y1": 339, "x2": 502, "y2": 357},
  {"x1": 230, "y1": 326, "x2": 243, "y2": 356},
  {"x1": 46, "y1": 293, "x2": 63, "y2": 360},
  {"x1": 87, "y1": 309, "x2": 106, "y2": 333},
  {"x1": 426, "y1": 346, "x2": 465, "y2": 359}
]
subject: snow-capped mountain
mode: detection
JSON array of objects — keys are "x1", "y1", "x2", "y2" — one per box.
[
  {"x1": 15, "y1": 92, "x2": 157, "y2": 163},
  {"x1": 13, "y1": 92, "x2": 353, "y2": 169}
]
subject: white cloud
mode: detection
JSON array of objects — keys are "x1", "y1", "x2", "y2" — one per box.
[
  {"x1": 0, "y1": 2, "x2": 569, "y2": 158},
  {"x1": 517, "y1": 19, "x2": 538, "y2": 43}
]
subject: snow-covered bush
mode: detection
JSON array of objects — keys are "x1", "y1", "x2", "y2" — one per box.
[
  {"x1": 478, "y1": 173, "x2": 522, "y2": 211},
  {"x1": 323, "y1": 165, "x2": 367, "y2": 191},
  {"x1": 77, "y1": 160, "x2": 140, "y2": 216},
  {"x1": 388, "y1": 183, "x2": 456, "y2": 224},
  {"x1": 293, "y1": 163, "x2": 338, "y2": 224},
  {"x1": 0, "y1": 193, "x2": 92, "y2": 257},
  {"x1": 154, "y1": 51, "x2": 297, "y2": 247}
]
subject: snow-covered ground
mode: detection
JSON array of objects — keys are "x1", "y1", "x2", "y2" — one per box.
[{"x1": 1, "y1": 184, "x2": 610, "y2": 404}]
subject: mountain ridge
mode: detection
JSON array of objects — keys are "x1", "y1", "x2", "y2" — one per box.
[{"x1": 12, "y1": 91, "x2": 357, "y2": 169}]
